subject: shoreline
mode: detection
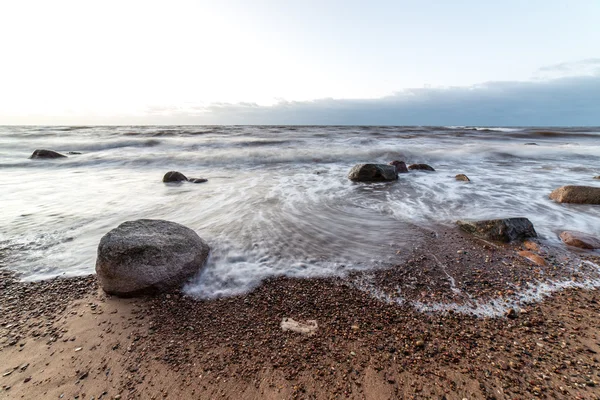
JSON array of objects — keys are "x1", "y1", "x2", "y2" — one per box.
[{"x1": 2, "y1": 230, "x2": 600, "y2": 399}]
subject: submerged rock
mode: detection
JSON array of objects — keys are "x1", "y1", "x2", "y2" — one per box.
[
  {"x1": 188, "y1": 178, "x2": 208, "y2": 184},
  {"x1": 95, "y1": 219, "x2": 210, "y2": 297},
  {"x1": 388, "y1": 160, "x2": 409, "y2": 173},
  {"x1": 30, "y1": 149, "x2": 67, "y2": 159},
  {"x1": 348, "y1": 164, "x2": 398, "y2": 182},
  {"x1": 455, "y1": 174, "x2": 470, "y2": 182},
  {"x1": 549, "y1": 185, "x2": 600, "y2": 204},
  {"x1": 559, "y1": 231, "x2": 600, "y2": 249},
  {"x1": 163, "y1": 171, "x2": 188, "y2": 183},
  {"x1": 457, "y1": 218, "x2": 537, "y2": 243},
  {"x1": 408, "y1": 163, "x2": 435, "y2": 171}
]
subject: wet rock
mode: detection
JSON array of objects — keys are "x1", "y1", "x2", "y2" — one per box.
[
  {"x1": 559, "y1": 231, "x2": 600, "y2": 249},
  {"x1": 518, "y1": 251, "x2": 546, "y2": 266},
  {"x1": 188, "y1": 178, "x2": 208, "y2": 184},
  {"x1": 549, "y1": 185, "x2": 600, "y2": 204},
  {"x1": 67, "y1": 151, "x2": 82, "y2": 155},
  {"x1": 348, "y1": 164, "x2": 398, "y2": 182},
  {"x1": 594, "y1": 176, "x2": 600, "y2": 180},
  {"x1": 388, "y1": 160, "x2": 409, "y2": 173},
  {"x1": 163, "y1": 171, "x2": 188, "y2": 183},
  {"x1": 524, "y1": 143, "x2": 538, "y2": 146},
  {"x1": 457, "y1": 218, "x2": 537, "y2": 243},
  {"x1": 95, "y1": 219, "x2": 210, "y2": 297},
  {"x1": 408, "y1": 163, "x2": 435, "y2": 171},
  {"x1": 29, "y1": 149, "x2": 67, "y2": 159},
  {"x1": 455, "y1": 174, "x2": 470, "y2": 182}
]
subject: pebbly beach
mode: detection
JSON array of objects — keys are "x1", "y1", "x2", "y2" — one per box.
[{"x1": 1, "y1": 125, "x2": 600, "y2": 399}]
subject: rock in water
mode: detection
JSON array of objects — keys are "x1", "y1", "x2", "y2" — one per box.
[
  {"x1": 188, "y1": 178, "x2": 208, "y2": 184},
  {"x1": 95, "y1": 219, "x2": 210, "y2": 296},
  {"x1": 163, "y1": 171, "x2": 188, "y2": 183},
  {"x1": 30, "y1": 149, "x2": 67, "y2": 159},
  {"x1": 549, "y1": 185, "x2": 600, "y2": 204},
  {"x1": 559, "y1": 231, "x2": 600, "y2": 249},
  {"x1": 348, "y1": 164, "x2": 398, "y2": 182},
  {"x1": 388, "y1": 160, "x2": 409, "y2": 173},
  {"x1": 408, "y1": 163, "x2": 435, "y2": 171},
  {"x1": 457, "y1": 218, "x2": 537, "y2": 243},
  {"x1": 455, "y1": 174, "x2": 470, "y2": 182}
]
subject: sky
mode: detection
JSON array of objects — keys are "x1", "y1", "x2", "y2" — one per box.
[{"x1": 0, "y1": 0, "x2": 599, "y2": 125}]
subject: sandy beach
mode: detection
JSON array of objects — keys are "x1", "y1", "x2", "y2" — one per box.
[{"x1": 2, "y1": 228, "x2": 600, "y2": 400}]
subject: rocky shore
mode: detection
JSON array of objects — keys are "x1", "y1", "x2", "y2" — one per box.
[{"x1": 2, "y1": 228, "x2": 600, "y2": 400}]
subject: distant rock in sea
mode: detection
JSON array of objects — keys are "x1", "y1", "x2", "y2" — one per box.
[
  {"x1": 163, "y1": 171, "x2": 188, "y2": 183},
  {"x1": 549, "y1": 185, "x2": 600, "y2": 205},
  {"x1": 348, "y1": 164, "x2": 398, "y2": 182},
  {"x1": 95, "y1": 219, "x2": 210, "y2": 297},
  {"x1": 388, "y1": 160, "x2": 409, "y2": 173},
  {"x1": 188, "y1": 178, "x2": 208, "y2": 184},
  {"x1": 457, "y1": 218, "x2": 537, "y2": 243},
  {"x1": 30, "y1": 149, "x2": 67, "y2": 159},
  {"x1": 455, "y1": 174, "x2": 470, "y2": 182},
  {"x1": 408, "y1": 163, "x2": 435, "y2": 171},
  {"x1": 559, "y1": 231, "x2": 600, "y2": 249}
]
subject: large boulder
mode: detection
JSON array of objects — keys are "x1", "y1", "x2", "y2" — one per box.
[
  {"x1": 30, "y1": 149, "x2": 67, "y2": 159},
  {"x1": 163, "y1": 171, "x2": 188, "y2": 183},
  {"x1": 559, "y1": 231, "x2": 600, "y2": 249},
  {"x1": 549, "y1": 186, "x2": 600, "y2": 204},
  {"x1": 408, "y1": 163, "x2": 435, "y2": 171},
  {"x1": 95, "y1": 219, "x2": 210, "y2": 297},
  {"x1": 348, "y1": 164, "x2": 398, "y2": 182},
  {"x1": 388, "y1": 160, "x2": 409, "y2": 173},
  {"x1": 457, "y1": 218, "x2": 537, "y2": 243}
]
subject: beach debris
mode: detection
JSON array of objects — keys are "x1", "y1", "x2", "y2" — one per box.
[
  {"x1": 408, "y1": 163, "x2": 435, "y2": 171},
  {"x1": 280, "y1": 318, "x2": 318, "y2": 335},
  {"x1": 29, "y1": 149, "x2": 67, "y2": 159},
  {"x1": 457, "y1": 218, "x2": 537, "y2": 243},
  {"x1": 388, "y1": 160, "x2": 409, "y2": 173},
  {"x1": 95, "y1": 219, "x2": 210, "y2": 297},
  {"x1": 348, "y1": 164, "x2": 398, "y2": 182},
  {"x1": 559, "y1": 231, "x2": 600, "y2": 249},
  {"x1": 455, "y1": 174, "x2": 470, "y2": 182},
  {"x1": 549, "y1": 185, "x2": 600, "y2": 204}
]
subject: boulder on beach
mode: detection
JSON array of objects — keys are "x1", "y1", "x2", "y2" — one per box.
[
  {"x1": 549, "y1": 185, "x2": 600, "y2": 205},
  {"x1": 30, "y1": 149, "x2": 67, "y2": 159},
  {"x1": 163, "y1": 171, "x2": 188, "y2": 183},
  {"x1": 348, "y1": 164, "x2": 398, "y2": 182},
  {"x1": 95, "y1": 219, "x2": 210, "y2": 297},
  {"x1": 408, "y1": 163, "x2": 435, "y2": 171},
  {"x1": 457, "y1": 218, "x2": 537, "y2": 243},
  {"x1": 559, "y1": 231, "x2": 600, "y2": 249},
  {"x1": 455, "y1": 174, "x2": 470, "y2": 182},
  {"x1": 388, "y1": 160, "x2": 409, "y2": 173}
]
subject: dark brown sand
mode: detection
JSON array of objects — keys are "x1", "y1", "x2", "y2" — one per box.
[{"x1": 2, "y1": 229, "x2": 600, "y2": 399}]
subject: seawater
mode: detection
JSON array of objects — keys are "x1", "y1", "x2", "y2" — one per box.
[{"x1": 1, "y1": 125, "x2": 599, "y2": 299}]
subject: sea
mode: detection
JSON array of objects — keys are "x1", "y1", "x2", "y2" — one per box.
[{"x1": 1, "y1": 125, "x2": 599, "y2": 301}]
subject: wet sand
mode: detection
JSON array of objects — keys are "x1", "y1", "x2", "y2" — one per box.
[{"x1": 2, "y1": 229, "x2": 600, "y2": 399}]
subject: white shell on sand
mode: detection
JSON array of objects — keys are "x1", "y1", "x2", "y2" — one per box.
[{"x1": 280, "y1": 318, "x2": 318, "y2": 335}]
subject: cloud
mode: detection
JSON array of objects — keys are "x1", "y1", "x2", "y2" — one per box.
[
  {"x1": 537, "y1": 58, "x2": 600, "y2": 73},
  {"x1": 150, "y1": 74, "x2": 600, "y2": 126}
]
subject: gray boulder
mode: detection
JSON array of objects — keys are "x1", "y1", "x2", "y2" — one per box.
[
  {"x1": 348, "y1": 164, "x2": 398, "y2": 182},
  {"x1": 95, "y1": 219, "x2": 210, "y2": 297},
  {"x1": 549, "y1": 186, "x2": 600, "y2": 204},
  {"x1": 30, "y1": 149, "x2": 67, "y2": 159},
  {"x1": 163, "y1": 171, "x2": 188, "y2": 183},
  {"x1": 457, "y1": 218, "x2": 537, "y2": 243}
]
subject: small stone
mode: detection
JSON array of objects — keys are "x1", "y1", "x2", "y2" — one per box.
[{"x1": 74, "y1": 347, "x2": 82, "y2": 352}]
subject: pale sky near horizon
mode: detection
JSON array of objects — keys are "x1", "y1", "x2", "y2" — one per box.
[{"x1": 1, "y1": 0, "x2": 599, "y2": 124}]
